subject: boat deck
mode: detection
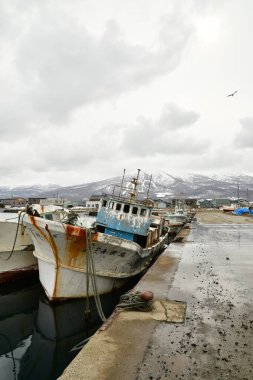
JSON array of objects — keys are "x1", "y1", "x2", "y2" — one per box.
[{"x1": 59, "y1": 211, "x2": 253, "y2": 380}]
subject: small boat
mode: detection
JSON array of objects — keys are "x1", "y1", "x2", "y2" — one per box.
[
  {"x1": 0, "y1": 205, "x2": 65, "y2": 283},
  {"x1": 165, "y1": 206, "x2": 188, "y2": 234},
  {"x1": 222, "y1": 204, "x2": 236, "y2": 213},
  {"x1": 23, "y1": 170, "x2": 167, "y2": 300}
]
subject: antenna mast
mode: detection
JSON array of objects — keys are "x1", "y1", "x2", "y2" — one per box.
[
  {"x1": 146, "y1": 174, "x2": 152, "y2": 200},
  {"x1": 119, "y1": 168, "x2": 126, "y2": 198},
  {"x1": 129, "y1": 169, "x2": 141, "y2": 202}
]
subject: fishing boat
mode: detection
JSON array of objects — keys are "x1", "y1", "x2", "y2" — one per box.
[
  {"x1": 23, "y1": 170, "x2": 167, "y2": 300},
  {"x1": 165, "y1": 206, "x2": 188, "y2": 235},
  {"x1": 0, "y1": 205, "x2": 65, "y2": 283}
]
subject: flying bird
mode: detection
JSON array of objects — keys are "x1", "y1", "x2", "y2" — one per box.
[{"x1": 227, "y1": 90, "x2": 238, "y2": 97}]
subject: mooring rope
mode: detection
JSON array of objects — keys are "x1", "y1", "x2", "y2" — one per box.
[
  {"x1": 85, "y1": 228, "x2": 107, "y2": 322},
  {"x1": 0, "y1": 211, "x2": 26, "y2": 261},
  {"x1": 116, "y1": 290, "x2": 153, "y2": 312}
]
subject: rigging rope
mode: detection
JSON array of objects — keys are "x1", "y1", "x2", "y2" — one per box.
[
  {"x1": 0, "y1": 211, "x2": 26, "y2": 261},
  {"x1": 85, "y1": 228, "x2": 107, "y2": 323}
]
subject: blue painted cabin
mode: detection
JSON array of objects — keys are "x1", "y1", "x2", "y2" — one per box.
[{"x1": 95, "y1": 196, "x2": 153, "y2": 247}]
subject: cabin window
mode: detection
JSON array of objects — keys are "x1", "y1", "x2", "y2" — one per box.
[
  {"x1": 132, "y1": 206, "x2": 138, "y2": 215},
  {"x1": 116, "y1": 203, "x2": 122, "y2": 211},
  {"x1": 123, "y1": 204, "x2": 130, "y2": 213},
  {"x1": 109, "y1": 202, "x2": 115, "y2": 209},
  {"x1": 45, "y1": 214, "x2": 53, "y2": 221},
  {"x1": 140, "y1": 208, "x2": 147, "y2": 216},
  {"x1": 102, "y1": 200, "x2": 107, "y2": 207}
]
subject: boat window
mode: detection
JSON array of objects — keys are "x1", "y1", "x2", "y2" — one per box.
[
  {"x1": 132, "y1": 206, "x2": 138, "y2": 215},
  {"x1": 140, "y1": 208, "x2": 147, "y2": 216},
  {"x1": 123, "y1": 204, "x2": 130, "y2": 213},
  {"x1": 116, "y1": 203, "x2": 122, "y2": 211},
  {"x1": 102, "y1": 200, "x2": 107, "y2": 208},
  {"x1": 109, "y1": 202, "x2": 115, "y2": 209},
  {"x1": 45, "y1": 213, "x2": 53, "y2": 221}
]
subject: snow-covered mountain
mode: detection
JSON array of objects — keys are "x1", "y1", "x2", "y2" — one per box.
[
  {"x1": 1, "y1": 172, "x2": 253, "y2": 200},
  {"x1": 0, "y1": 184, "x2": 61, "y2": 198}
]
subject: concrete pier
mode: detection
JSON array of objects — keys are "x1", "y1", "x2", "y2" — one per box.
[{"x1": 59, "y1": 212, "x2": 253, "y2": 380}]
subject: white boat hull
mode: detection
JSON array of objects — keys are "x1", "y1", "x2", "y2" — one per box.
[
  {"x1": 0, "y1": 220, "x2": 37, "y2": 283},
  {"x1": 38, "y1": 259, "x2": 126, "y2": 299},
  {"x1": 23, "y1": 215, "x2": 166, "y2": 300}
]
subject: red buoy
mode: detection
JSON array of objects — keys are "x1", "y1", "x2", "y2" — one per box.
[{"x1": 139, "y1": 291, "x2": 154, "y2": 301}]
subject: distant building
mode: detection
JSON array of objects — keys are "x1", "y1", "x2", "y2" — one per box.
[
  {"x1": 28, "y1": 197, "x2": 70, "y2": 206},
  {"x1": 79, "y1": 198, "x2": 89, "y2": 207},
  {"x1": 155, "y1": 199, "x2": 171, "y2": 209},
  {"x1": 211, "y1": 198, "x2": 231, "y2": 208},
  {"x1": 0, "y1": 197, "x2": 27, "y2": 207},
  {"x1": 197, "y1": 199, "x2": 214, "y2": 208},
  {"x1": 86, "y1": 195, "x2": 102, "y2": 209},
  {"x1": 40, "y1": 197, "x2": 69, "y2": 207},
  {"x1": 28, "y1": 197, "x2": 47, "y2": 204},
  {"x1": 171, "y1": 198, "x2": 198, "y2": 207}
]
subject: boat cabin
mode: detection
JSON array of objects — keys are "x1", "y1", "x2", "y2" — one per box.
[{"x1": 95, "y1": 196, "x2": 154, "y2": 247}]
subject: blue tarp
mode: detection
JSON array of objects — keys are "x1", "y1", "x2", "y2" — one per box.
[{"x1": 232, "y1": 207, "x2": 253, "y2": 215}]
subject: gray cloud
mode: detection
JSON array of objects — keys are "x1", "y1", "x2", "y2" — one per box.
[
  {"x1": 0, "y1": 0, "x2": 239, "y2": 186},
  {"x1": 119, "y1": 104, "x2": 207, "y2": 157},
  {"x1": 186, "y1": 146, "x2": 243, "y2": 172},
  {"x1": 0, "y1": 0, "x2": 194, "y2": 137},
  {"x1": 159, "y1": 103, "x2": 199, "y2": 129},
  {"x1": 234, "y1": 118, "x2": 253, "y2": 148}
]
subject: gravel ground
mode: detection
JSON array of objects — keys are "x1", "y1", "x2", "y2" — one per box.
[
  {"x1": 136, "y1": 212, "x2": 253, "y2": 380},
  {"x1": 196, "y1": 210, "x2": 253, "y2": 224}
]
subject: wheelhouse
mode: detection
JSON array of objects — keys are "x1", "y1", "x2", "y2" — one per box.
[{"x1": 95, "y1": 196, "x2": 153, "y2": 247}]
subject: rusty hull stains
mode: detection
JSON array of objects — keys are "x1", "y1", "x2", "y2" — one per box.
[
  {"x1": 65, "y1": 225, "x2": 87, "y2": 267},
  {"x1": 30, "y1": 216, "x2": 60, "y2": 298},
  {"x1": 29, "y1": 217, "x2": 91, "y2": 298}
]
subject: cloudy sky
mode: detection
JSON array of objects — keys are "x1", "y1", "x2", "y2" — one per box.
[{"x1": 1, "y1": 0, "x2": 253, "y2": 186}]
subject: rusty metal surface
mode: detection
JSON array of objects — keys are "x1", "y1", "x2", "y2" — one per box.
[
  {"x1": 25, "y1": 215, "x2": 166, "y2": 278},
  {"x1": 23, "y1": 213, "x2": 167, "y2": 299}
]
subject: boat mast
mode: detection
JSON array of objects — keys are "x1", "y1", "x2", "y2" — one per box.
[
  {"x1": 146, "y1": 174, "x2": 152, "y2": 201},
  {"x1": 129, "y1": 169, "x2": 141, "y2": 202},
  {"x1": 119, "y1": 168, "x2": 126, "y2": 198}
]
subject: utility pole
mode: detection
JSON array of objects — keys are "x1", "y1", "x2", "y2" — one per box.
[{"x1": 237, "y1": 180, "x2": 240, "y2": 207}]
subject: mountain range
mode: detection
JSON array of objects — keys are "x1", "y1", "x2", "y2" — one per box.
[{"x1": 1, "y1": 172, "x2": 253, "y2": 201}]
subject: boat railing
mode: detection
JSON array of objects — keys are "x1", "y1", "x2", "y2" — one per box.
[{"x1": 101, "y1": 192, "x2": 154, "y2": 207}]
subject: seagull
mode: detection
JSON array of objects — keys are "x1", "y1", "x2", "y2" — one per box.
[{"x1": 227, "y1": 90, "x2": 238, "y2": 97}]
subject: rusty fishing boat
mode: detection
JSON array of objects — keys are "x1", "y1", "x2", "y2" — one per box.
[{"x1": 23, "y1": 170, "x2": 167, "y2": 300}]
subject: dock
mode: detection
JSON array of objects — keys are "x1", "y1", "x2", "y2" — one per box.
[{"x1": 59, "y1": 211, "x2": 253, "y2": 380}]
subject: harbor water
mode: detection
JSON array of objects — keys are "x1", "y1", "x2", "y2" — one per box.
[{"x1": 0, "y1": 276, "x2": 139, "y2": 380}]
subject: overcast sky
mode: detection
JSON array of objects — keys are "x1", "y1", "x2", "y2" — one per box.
[{"x1": 1, "y1": 0, "x2": 253, "y2": 186}]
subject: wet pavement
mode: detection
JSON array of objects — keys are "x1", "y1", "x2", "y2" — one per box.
[
  {"x1": 59, "y1": 213, "x2": 253, "y2": 380},
  {"x1": 137, "y1": 221, "x2": 253, "y2": 380}
]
